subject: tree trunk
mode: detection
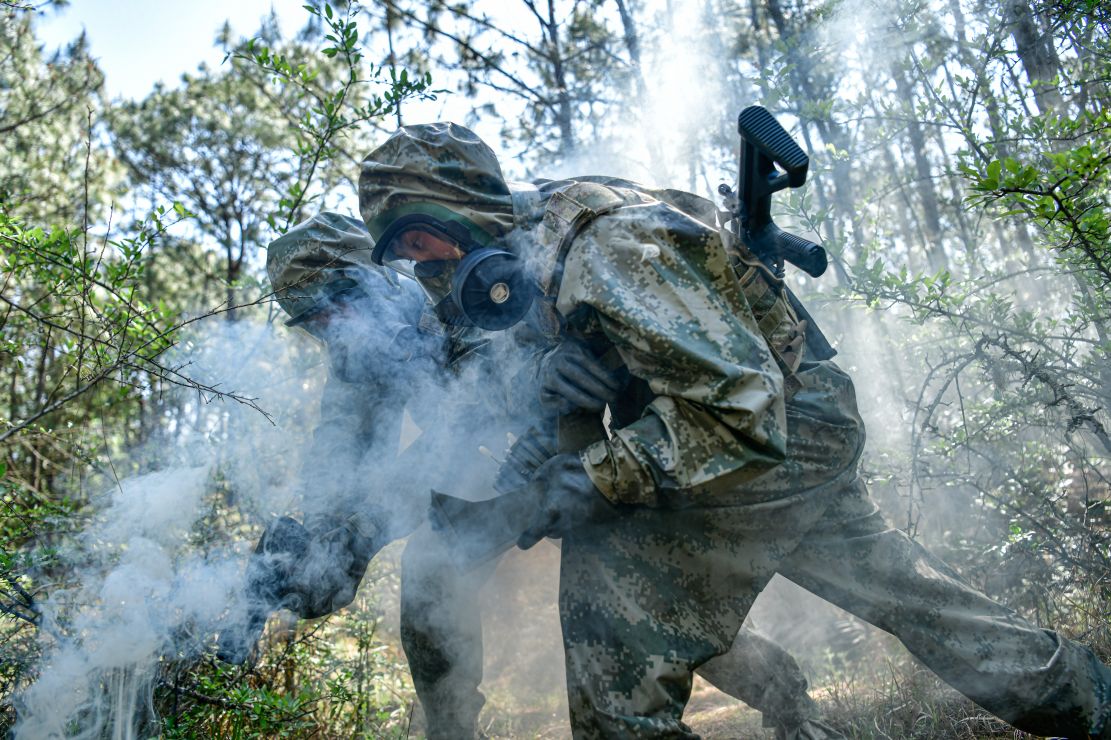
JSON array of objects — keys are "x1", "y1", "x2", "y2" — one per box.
[
  {"x1": 763, "y1": 0, "x2": 866, "y2": 267},
  {"x1": 796, "y1": 122, "x2": 851, "y2": 287},
  {"x1": 1006, "y1": 0, "x2": 1064, "y2": 114},
  {"x1": 614, "y1": 0, "x2": 669, "y2": 181},
  {"x1": 225, "y1": 240, "x2": 237, "y2": 321},
  {"x1": 893, "y1": 65, "x2": 947, "y2": 273},
  {"x1": 882, "y1": 145, "x2": 926, "y2": 275},
  {"x1": 544, "y1": 0, "x2": 575, "y2": 155},
  {"x1": 385, "y1": 2, "x2": 403, "y2": 127}
]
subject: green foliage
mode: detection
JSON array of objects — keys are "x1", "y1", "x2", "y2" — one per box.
[
  {"x1": 0, "y1": 11, "x2": 105, "y2": 224},
  {"x1": 963, "y1": 112, "x2": 1111, "y2": 290},
  {"x1": 157, "y1": 585, "x2": 414, "y2": 739},
  {"x1": 229, "y1": 1, "x2": 435, "y2": 233},
  {"x1": 0, "y1": 203, "x2": 264, "y2": 445},
  {"x1": 3, "y1": 0, "x2": 1111, "y2": 736},
  {"x1": 0, "y1": 3, "x2": 434, "y2": 735}
]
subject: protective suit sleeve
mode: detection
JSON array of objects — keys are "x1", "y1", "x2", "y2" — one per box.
[
  {"x1": 299, "y1": 372, "x2": 398, "y2": 540},
  {"x1": 299, "y1": 273, "x2": 429, "y2": 541},
  {"x1": 555, "y1": 203, "x2": 787, "y2": 506}
]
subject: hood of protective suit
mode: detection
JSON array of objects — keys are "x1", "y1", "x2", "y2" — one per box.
[
  {"x1": 358, "y1": 122, "x2": 516, "y2": 253},
  {"x1": 266, "y1": 211, "x2": 396, "y2": 325}
]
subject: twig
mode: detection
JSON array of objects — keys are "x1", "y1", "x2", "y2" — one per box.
[{"x1": 0, "y1": 373, "x2": 109, "y2": 445}]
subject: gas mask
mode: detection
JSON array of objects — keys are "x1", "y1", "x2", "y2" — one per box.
[
  {"x1": 372, "y1": 215, "x2": 536, "y2": 331},
  {"x1": 296, "y1": 279, "x2": 444, "y2": 385}
]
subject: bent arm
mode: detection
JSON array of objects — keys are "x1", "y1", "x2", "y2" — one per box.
[
  {"x1": 556, "y1": 204, "x2": 787, "y2": 506},
  {"x1": 300, "y1": 273, "x2": 430, "y2": 543},
  {"x1": 299, "y1": 373, "x2": 398, "y2": 541}
]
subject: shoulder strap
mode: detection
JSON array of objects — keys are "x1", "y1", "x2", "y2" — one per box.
[
  {"x1": 507, "y1": 180, "x2": 542, "y2": 231},
  {"x1": 534, "y1": 181, "x2": 643, "y2": 297}
]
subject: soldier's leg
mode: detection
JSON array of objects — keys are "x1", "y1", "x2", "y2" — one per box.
[
  {"x1": 400, "y1": 523, "x2": 502, "y2": 740},
  {"x1": 696, "y1": 626, "x2": 845, "y2": 740},
  {"x1": 777, "y1": 477, "x2": 1111, "y2": 738},
  {"x1": 557, "y1": 491, "x2": 836, "y2": 739}
]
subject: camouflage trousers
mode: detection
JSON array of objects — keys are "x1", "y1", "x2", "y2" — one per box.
[
  {"x1": 558, "y1": 361, "x2": 1111, "y2": 739},
  {"x1": 401, "y1": 361, "x2": 1110, "y2": 738},
  {"x1": 559, "y1": 474, "x2": 1111, "y2": 738},
  {"x1": 399, "y1": 527, "x2": 834, "y2": 740}
]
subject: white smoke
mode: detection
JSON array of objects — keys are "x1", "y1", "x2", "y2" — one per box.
[
  {"x1": 13, "y1": 262, "x2": 563, "y2": 738},
  {"x1": 13, "y1": 319, "x2": 325, "y2": 739}
]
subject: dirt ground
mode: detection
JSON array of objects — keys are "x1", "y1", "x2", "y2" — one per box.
[{"x1": 470, "y1": 677, "x2": 767, "y2": 739}]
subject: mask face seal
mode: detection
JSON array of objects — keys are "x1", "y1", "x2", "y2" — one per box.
[
  {"x1": 285, "y1": 278, "x2": 367, "y2": 329},
  {"x1": 376, "y1": 217, "x2": 536, "y2": 331},
  {"x1": 449, "y1": 248, "x2": 536, "y2": 331}
]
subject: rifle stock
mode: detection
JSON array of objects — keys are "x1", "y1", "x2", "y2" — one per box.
[{"x1": 722, "y1": 105, "x2": 827, "y2": 278}]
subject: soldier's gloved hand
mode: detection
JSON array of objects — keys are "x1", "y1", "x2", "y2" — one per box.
[
  {"x1": 517, "y1": 454, "x2": 620, "y2": 549},
  {"x1": 495, "y1": 426, "x2": 558, "y2": 494},
  {"x1": 538, "y1": 341, "x2": 623, "y2": 414},
  {"x1": 286, "y1": 516, "x2": 380, "y2": 619}
]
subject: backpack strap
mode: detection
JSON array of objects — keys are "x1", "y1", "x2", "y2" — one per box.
[
  {"x1": 533, "y1": 182, "x2": 642, "y2": 298},
  {"x1": 507, "y1": 180, "x2": 543, "y2": 231}
]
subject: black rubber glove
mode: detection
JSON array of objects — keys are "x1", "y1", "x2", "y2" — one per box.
[
  {"x1": 517, "y1": 453, "x2": 620, "y2": 549},
  {"x1": 217, "y1": 515, "x2": 381, "y2": 663},
  {"x1": 538, "y1": 341, "x2": 623, "y2": 414},
  {"x1": 494, "y1": 426, "x2": 558, "y2": 494},
  {"x1": 287, "y1": 516, "x2": 379, "y2": 619}
]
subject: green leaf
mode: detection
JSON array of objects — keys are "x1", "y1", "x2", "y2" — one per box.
[{"x1": 986, "y1": 159, "x2": 1002, "y2": 182}]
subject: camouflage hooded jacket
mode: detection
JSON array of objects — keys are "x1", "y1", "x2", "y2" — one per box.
[{"x1": 360, "y1": 124, "x2": 863, "y2": 509}]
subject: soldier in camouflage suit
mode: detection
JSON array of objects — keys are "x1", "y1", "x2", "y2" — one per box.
[
  {"x1": 357, "y1": 121, "x2": 1111, "y2": 739},
  {"x1": 266, "y1": 213, "x2": 843, "y2": 739}
]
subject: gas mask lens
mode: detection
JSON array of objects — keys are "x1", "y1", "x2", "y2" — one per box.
[
  {"x1": 382, "y1": 225, "x2": 464, "y2": 268},
  {"x1": 380, "y1": 225, "x2": 465, "y2": 303},
  {"x1": 295, "y1": 284, "x2": 373, "y2": 342},
  {"x1": 378, "y1": 220, "x2": 535, "y2": 330}
]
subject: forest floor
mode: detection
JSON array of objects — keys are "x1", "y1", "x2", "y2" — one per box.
[
  {"x1": 384, "y1": 545, "x2": 1043, "y2": 740},
  {"x1": 411, "y1": 674, "x2": 1036, "y2": 739},
  {"x1": 471, "y1": 677, "x2": 770, "y2": 738}
]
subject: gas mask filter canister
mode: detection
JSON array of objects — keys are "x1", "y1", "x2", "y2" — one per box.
[{"x1": 448, "y1": 248, "x2": 536, "y2": 331}]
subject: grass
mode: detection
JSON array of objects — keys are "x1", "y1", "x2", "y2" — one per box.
[{"x1": 466, "y1": 659, "x2": 1044, "y2": 739}]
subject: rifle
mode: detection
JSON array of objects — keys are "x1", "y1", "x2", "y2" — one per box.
[{"x1": 718, "y1": 105, "x2": 828, "y2": 278}]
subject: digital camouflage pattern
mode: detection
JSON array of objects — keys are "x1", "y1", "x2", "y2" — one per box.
[
  {"x1": 400, "y1": 523, "x2": 847, "y2": 740},
  {"x1": 697, "y1": 629, "x2": 842, "y2": 739},
  {"x1": 267, "y1": 209, "x2": 843, "y2": 736},
  {"x1": 266, "y1": 211, "x2": 392, "y2": 324},
  {"x1": 357, "y1": 122, "x2": 1111, "y2": 739},
  {"x1": 541, "y1": 180, "x2": 1111, "y2": 739},
  {"x1": 359, "y1": 122, "x2": 517, "y2": 249},
  {"x1": 544, "y1": 187, "x2": 798, "y2": 505}
]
